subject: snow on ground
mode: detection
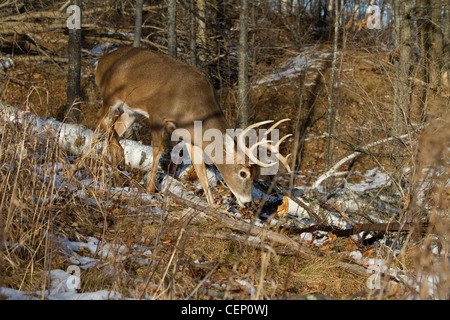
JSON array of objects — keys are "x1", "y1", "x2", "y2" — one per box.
[
  {"x1": 0, "y1": 270, "x2": 124, "y2": 300},
  {"x1": 0, "y1": 140, "x2": 436, "y2": 300},
  {"x1": 0, "y1": 45, "x2": 443, "y2": 299},
  {"x1": 345, "y1": 167, "x2": 391, "y2": 192},
  {"x1": 254, "y1": 46, "x2": 333, "y2": 87}
]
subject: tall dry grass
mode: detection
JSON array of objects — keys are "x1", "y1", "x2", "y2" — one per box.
[
  {"x1": 406, "y1": 112, "x2": 449, "y2": 299},
  {"x1": 0, "y1": 106, "x2": 367, "y2": 299},
  {"x1": 1, "y1": 76, "x2": 448, "y2": 300}
]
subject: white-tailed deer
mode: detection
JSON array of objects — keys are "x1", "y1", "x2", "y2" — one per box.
[{"x1": 95, "y1": 46, "x2": 291, "y2": 206}]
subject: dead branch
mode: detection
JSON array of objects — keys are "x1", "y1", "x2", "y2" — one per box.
[
  {"x1": 168, "y1": 191, "x2": 316, "y2": 258},
  {"x1": 0, "y1": 21, "x2": 97, "y2": 35},
  {"x1": 290, "y1": 221, "x2": 430, "y2": 237},
  {"x1": 274, "y1": 293, "x2": 339, "y2": 300},
  {"x1": 312, "y1": 133, "x2": 413, "y2": 189},
  {"x1": 0, "y1": 7, "x2": 105, "y2": 23},
  {"x1": 142, "y1": 4, "x2": 167, "y2": 11},
  {"x1": 186, "y1": 230, "x2": 294, "y2": 256},
  {"x1": 167, "y1": 192, "x2": 370, "y2": 277},
  {"x1": 1, "y1": 11, "x2": 66, "y2": 22},
  {"x1": 11, "y1": 55, "x2": 68, "y2": 64},
  {"x1": 274, "y1": 184, "x2": 325, "y2": 224},
  {"x1": 0, "y1": 0, "x2": 14, "y2": 9}
]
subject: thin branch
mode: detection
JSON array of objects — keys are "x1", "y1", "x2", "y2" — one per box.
[
  {"x1": 167, "y1": 191, "x2": 370, "y2": 277},
  {"x1": 312, "y1": 133, "x2": 412, "y2": 190}
]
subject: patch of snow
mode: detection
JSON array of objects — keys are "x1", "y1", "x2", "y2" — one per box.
[{"x1": 0, "y1": 269, "x2": 123, "y2": 300}]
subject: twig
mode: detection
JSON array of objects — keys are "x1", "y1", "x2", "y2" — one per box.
[
  {"x1": 312, "y1": 133, "x2": 412, "y2": 190},
  {"x1": 0, "y1": 0, "x2": 13, "y2": 9},
  {"x1": 24, "y1": 33, "x2": 64, "y2": 72},
  {"x1": 167, "y1": 192, "x2": 370, "y2": 277},
  {"x1": 186, "y1": 230, "x2": 294, "y2": 255},
  {"x1": 185, "y1": 261, "x2": 220, "y2": 300},
  {"x1": 291, "y1": 221, "x2": 430, "y2": 237},
  {"x1": 58, "y1": 0, "x2": 71, "y2": 12},
  {"x1": 274, "y1": 184, "x2": 325, "y2": 225},
  {"x1": 328, "y1": 202, "x2": 356, "y2": 227}
]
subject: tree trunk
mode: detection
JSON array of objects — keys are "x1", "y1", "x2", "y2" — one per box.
[
  {"x1": 324, "y1": 0, "x2": 339, "y2": 192},
  {"x1": 197, "y1": 0, "x2": 207, "y2": 62},
  {"x1": 65, "y1": 0, "x2": 82, "y2": 124},
  {"x1": 444, "y1": 0, "x2": 450, "y2": 92},
  {"x1": 189, "y1": 0, "x2": 197, "y2": 66},
  {"x1": 167, "y1": 0, "x2": 177, "y2": 59},
  {"x1": 417, "y1": 0, "x2": 430, "y2": 123},
  {"x1": 423, "y1": 0, "x2": 444, "y2": 89},
  {"x1": 391, "y1": 0, "x2": 414, "y2": 191},
  {"x1": 238, "y1": 0, "x2": 250, "y2": 129},
  {"x1": 430, "y1": 0, "x2": 444, "y2": 88},
  {"x1": 133, "y1": 0, "x2": 144, "y2": 48},
  {"x1": 387, "y1": 0, "x2": 393, "y2": 26}
]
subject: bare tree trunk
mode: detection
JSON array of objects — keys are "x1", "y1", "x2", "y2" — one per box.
[
  {"x1": 167, "y1": 0, "x2": 177, "y2": 59},
  {"x1": 324, "y1": 0, "x2": 339, "y2": 192},
  {"x1": 417, "y1": 0, "x2": 430, "y2": 123},
  {"x1": 133, "y1": 0, "x2": 144, "y2": 48},
  {"x1": 387, "y1": 0, "x2": 393, "y2": 26},
  {"x1": 65, "y1": 0, "x2": 82, "y2": 123},
  {"x1": 189, "y1": 0, "x2": 197, "y2": 66},
  {"x1": 422, "y1": 0, "x2": 444, "y2": 89},
  {"x1": 238, "y1": 0, "x2": 249, "y2": 129},
  {"x1": 430, "y1": 0, "x2": 444, "y2": 88},
  {"x1": 289, "y1": 73, "x2": 307, "y2": 192},
  {"x1": 197, "y1": 0, "x2": 207, "y2": 62},
  {"x1": 444, "y1": 0, "x2": 450, "y2": 92},
  {"x1": 391, "y1": 0, "x2": 414, "y2": 191}
]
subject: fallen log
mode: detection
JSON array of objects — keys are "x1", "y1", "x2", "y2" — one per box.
[
  {"x1": 0, "y1": 21, "x2": 97, "y2": 35},
  {"x1": 0, "y1": 7, "x2": 105, "y2": 23},
  {"x1": 0, "y1": 103, "x2": 154, "y2": 170},
  {"x1": 0, "y1": 103, "x2": 217, "y2": 189}
]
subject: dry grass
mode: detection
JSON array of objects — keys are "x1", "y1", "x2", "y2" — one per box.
[
  {"x1": 0, "y1": 94, "x2": 447, "y2": 299},
  {"x1": 1, "y1": 2, "x2": 448, "y2": 301},
  {"x1": 0, "y1": 117, "x2": 369, "y2": 298}
]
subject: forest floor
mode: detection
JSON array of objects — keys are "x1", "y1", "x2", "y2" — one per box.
[{"x1": 0, "y1": 3, "x2": 448, "y2": 300}]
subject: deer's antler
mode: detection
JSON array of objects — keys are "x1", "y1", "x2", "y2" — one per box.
[{"x1": 237, "y1": 119, "x2": 292, "y2": 173}]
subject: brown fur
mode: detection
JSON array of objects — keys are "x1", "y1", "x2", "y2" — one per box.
[{"x1": 95, "y1": 46, "x2": 255, "y2": 206}]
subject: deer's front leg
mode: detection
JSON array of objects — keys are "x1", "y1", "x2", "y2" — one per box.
[
  {"x1": 146, "y1": 129, "x2": 165, "y2": 194},
  {"x1": 97, "y1": 101, "x2": 126, "y2": 171},
  {"x1": 187, "y1": 143, "x2": 215, "y2": 206}
]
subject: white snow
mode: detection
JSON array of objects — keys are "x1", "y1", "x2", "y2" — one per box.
[
  {"x1": 0, "y1": 269, "x2": 123, "y2": 300},
  {"x1": 254, "y1": 47, "x2": 332, "y2": 87},
  {"x1": 0, "y1": 100, "x2": 444, "y2": 300},
  {"x1": 345, "y1": 167, "x2": 390, "y2": 192}
]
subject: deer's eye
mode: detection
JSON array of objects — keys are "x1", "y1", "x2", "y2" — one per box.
[{"x1": 240, "y1": 171, "x2": 247, "y2": 179}]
